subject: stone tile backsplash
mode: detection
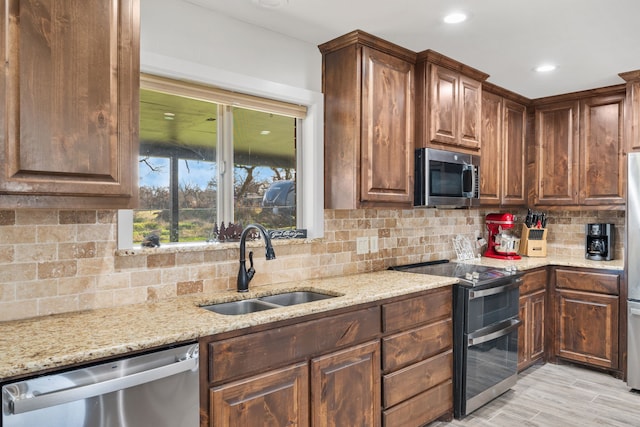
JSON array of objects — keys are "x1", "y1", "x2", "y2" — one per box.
[{"x1": 0, "y1": 208, "x2": 625, "y2": 322}]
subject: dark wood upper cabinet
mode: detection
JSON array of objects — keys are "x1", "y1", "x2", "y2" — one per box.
[
  {"x1": 533, "y1": 100, "x2": 581, "y2": 206},
  {"x1": 416, "y1": 50, "x2": 488, "y2": 154},
  {"x1": 480, "y1": 85, "x2": 527, "y2": 206},
  {"x1": 533, "y1": 88, "x2": 626, "y2": 208},
  {"x1": 579, "y1": 93, "x2": 626, "y2": 206},
  {"x1": 320, "y1": 31, "x2": 415, "y2": 209},
  {"x1": 0, "y1": 0, "x2": 139, "y2": 208}
]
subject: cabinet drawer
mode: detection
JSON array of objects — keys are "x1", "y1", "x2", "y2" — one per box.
[
  {"x1": 383, "y1": 379, "x2": 453, "y2": 427},
  {"x1": 520, "y1": 269, "x2": 547, "y2": 295},
  {"x1": 382, "y1": 287, "x2": 451, "y2": 333},
  {"x1": 382, "y1": 318, "x2": 452, "y2": 372},
  {"x1": 383, "y1": 350, "x2": 452, "y2": 408},
  {"x1": 555, "y1": 269, "x2": 619, "y2": 295},
  {"x1": 210, "y1": 307, "x2": 381, "y2": 383}
]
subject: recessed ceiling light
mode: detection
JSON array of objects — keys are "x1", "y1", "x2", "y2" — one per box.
[
  {"x1": 252, "y1": 0, "x2": 289, "y2": 9},
  {"x1": 443, "y1": 12, "x2": 467, "y2": 24},
  {"x1": 535, "y1": 64, "x2": 557, "y2": 73},
  {"x1": 260, "y1": 130, "x2": 271, "y2": 135}
]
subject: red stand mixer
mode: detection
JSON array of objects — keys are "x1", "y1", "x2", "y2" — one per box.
[{"x1": 484, "y1": 213, "x2": 521, "y2": 260}]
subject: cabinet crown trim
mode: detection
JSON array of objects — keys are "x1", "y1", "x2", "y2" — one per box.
[
  {"x1": 416, "y1": 49, "x2": 489, "y2": 81},
  {"x1": 318, "y1": 29, "x2": 416, "y2": 63}
]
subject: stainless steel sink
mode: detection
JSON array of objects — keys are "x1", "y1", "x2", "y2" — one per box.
[
  {"x1": 201, "y1": 291, "x2": 337, "y2": 315},
  {"x1": 259, "y1": 291, "x2": 335, "y2": 306},
  {"x1": 201, "y1": 299, "x2": 278, "y2": 315}
]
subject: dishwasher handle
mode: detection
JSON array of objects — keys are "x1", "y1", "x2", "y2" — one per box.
[{"x1": 7, "y1": 350, "x2": 199, "y2": 415}]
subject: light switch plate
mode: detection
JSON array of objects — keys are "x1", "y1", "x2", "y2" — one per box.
[{"x1": 356, "y1": 237, "x2": 369, "y2": 254}]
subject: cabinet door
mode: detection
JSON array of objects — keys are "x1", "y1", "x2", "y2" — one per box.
[
  {"x1": 480, "y1": 91, "x2": 503, "y2": 204},
  {"x1": 502, "y1": 100, "x2": 527, "y2": 205},
  {"x1": 579, "y1": 93, "x2": 626, "y2": 206},
  {"x1": 429, "y1": 65, "x2": 459, "y2": 146},
  {"x1": 555, "y1": 289, "x2": 619, "y2": 369},
  {"x1": 360, "y1": 46, "x2": 414, "y2": 205},
  {"x1": 458, "y1": 74, "x2": 482, "y2": 150},
  {"x1": 0, "y1": 0, "x2": 138, "y2": 207},
  {"x1": 311, "y1": 340, "x2": 381, "y2": 427},
  {"x1": 530, "y1": 289, "x2": 546, "y2": 363},
  {"x1": 211, "y1": 363, "x2": 309, "y2": 427},
  {"x1": 534, "y1": 101, "x2": 580, "y2": 205}
]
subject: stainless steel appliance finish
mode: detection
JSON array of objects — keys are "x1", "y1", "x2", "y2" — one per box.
[
  {"x1": 2, "y1": 343, "x2": 199, "y2": 427},
  {"x1": 414, "y1": 147, "x2": 480, "y2": 207},
  {"x1": 390, "y1": 260, "x2": 521, "y2": 418},
  {"x1": 390, "y1": 260, "x2": 516, "y2": 287},
  {"x1": 627, "y1": 153, "x2": 640, "y2": 388}
]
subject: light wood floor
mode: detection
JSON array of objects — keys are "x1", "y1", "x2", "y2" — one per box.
[{"x1": 430, "y1": 363, "x2": 640, "y2": 427}]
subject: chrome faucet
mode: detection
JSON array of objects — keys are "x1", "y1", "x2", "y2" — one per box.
[{"x1": 237, "y1": 223, "x2": 276, "y2": 292}]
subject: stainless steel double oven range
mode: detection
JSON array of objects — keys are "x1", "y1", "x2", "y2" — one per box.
[{"x1": 391, "y1": 260, "x2": 522, "y2": 418}]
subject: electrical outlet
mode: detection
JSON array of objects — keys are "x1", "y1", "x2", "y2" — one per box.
[
  {"x1": 370, "y1": 235, "x2": 379, "y2": 253},
  {"x1": 356, "y1": 237, "x2": 369, "y2": 254}
]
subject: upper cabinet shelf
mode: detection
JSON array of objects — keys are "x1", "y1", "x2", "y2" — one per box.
[{"x1": 0, "y1": 0, "x2": 140, "y2": 208}]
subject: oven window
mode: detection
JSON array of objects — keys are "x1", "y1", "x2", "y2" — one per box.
[
  {"x1": 467, "y1": 285, "x2": 519, "y2": 331},
  {"x1": 465, "y1": 327, "x2": 518, "y2": 401}
]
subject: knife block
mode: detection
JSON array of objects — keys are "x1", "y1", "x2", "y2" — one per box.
[{"x1": 519, "y1": 224, "x2": 548, "y2": 257}]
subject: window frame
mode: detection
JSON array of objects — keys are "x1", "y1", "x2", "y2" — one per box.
[{"x1": 117, "y1": 53, "x2": 324, "y2": 250}]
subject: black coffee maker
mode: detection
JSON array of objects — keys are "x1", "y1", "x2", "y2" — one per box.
[{"x1": 585, "y1": 223, "x2": 614, "y2": 261}]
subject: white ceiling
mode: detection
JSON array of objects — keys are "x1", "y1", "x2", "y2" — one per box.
[{"x1": 183, "y1": 0, "x2": 640, "y2": 99}]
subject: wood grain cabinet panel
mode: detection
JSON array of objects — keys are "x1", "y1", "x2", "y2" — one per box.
[
  {"x1": 209, "y1": 307, "x2": 380, "y2": 384},
  {"x1": 579, "y1": 93, "x2": 626, "y2": 206},
  {"x1": 555, "y1": 269, "x2": 619, "y2": 295},
  {"x1": 415, "y1": 51, "x2": 488, "y2": 154},
  {"x1": 383, "y1": 380, "x2": 453, "y2": 427},
  {"x1": 532, "y1": 89, "x2": 625, "y2": 208},
  {"x1": 210, "y1": 363, "x2": 309, "y2": 427},
  {"x1": 380, "y1": 286, "x2": 454, "y2": 426},
  {"x1": 534, "y1": 101, "x2": 580, "y2": 206},
  {"x1": 0, "y1": 0, "x2": 139, "y2": 208},
  {"x1": 382, "y1": 286, "x2": 451, "y2": 333},
  {"x1": 555, "y1": 289, "x2": 619, "y2": 369},
  {"x1": 480, "y1": 90, "x2": 527, "y2": 206},
  {"x1": 319, "y1": 31, "x2": 415, "y2": 209},
  {"x1": 518, "y1": 269, "x2": 547, "y2": 372},
  {"x1": 382, "y1": 318, "x2": 453, "y2": 372},
  {"x1": 201, "y1": 287, "x2": 454, "y2": 426},
  {"x1": 311, "y1": 341, "x2": 381, "y2": 427}
]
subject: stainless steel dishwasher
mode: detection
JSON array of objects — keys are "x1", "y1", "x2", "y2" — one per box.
[{"x1": 1, "y1": 343, "x2": 199, "y2": 427}]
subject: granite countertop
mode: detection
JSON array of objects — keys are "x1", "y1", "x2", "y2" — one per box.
[
  {"x1": 0, "y1": 256, "x2": 624, "y2": 382},
  {"x1": 0, "y1": 270, "x2": 456, "y2": 381}
]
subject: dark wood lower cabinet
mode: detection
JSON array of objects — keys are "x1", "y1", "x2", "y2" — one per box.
[
  {"x1": 201, "y1": 286, "x2": 454, "y2": 427},
  {"x1": 555, "y1": 289, "x2": 619, "y2": 369},
  {"x1": 381, "y1": 287, "x2": 453, "y2": 427},
  {"x1": 518, "y1": 269, "x2": 547, "y2": 371},
  {"x1": 552, "y1": 268, "x2": 621, "y2": 372},
  {"x1": 210, "y1": 363, "x2": 309, "y2": 427},
  {"x1": 311, "y1": 341, "x2": 381, "y2": 427}
]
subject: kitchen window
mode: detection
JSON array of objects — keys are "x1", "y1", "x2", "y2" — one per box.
[{"x1": 125, "y1": 74, "x2": 308, "y2": 246}]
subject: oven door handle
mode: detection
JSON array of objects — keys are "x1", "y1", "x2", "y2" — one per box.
[
  {"x1": 468, "y1": 278, "x2": 522, "y2": 300},
  {"x1": 468, "y1": 318, "x2": 522, "y2": 346}
]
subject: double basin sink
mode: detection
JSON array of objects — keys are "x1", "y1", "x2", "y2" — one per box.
[{"x1": 201, "y1": 291, "x2": 337, "y2": 315}]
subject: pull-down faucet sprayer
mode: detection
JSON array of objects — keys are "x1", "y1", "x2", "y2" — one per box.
[{"x1": 237, "y1": 223, "x2": 276, "y2": 292}]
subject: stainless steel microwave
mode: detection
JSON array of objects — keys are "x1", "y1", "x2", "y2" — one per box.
[{"x1": 414, "y1": 147, "x2": 480, "y2": 207}]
